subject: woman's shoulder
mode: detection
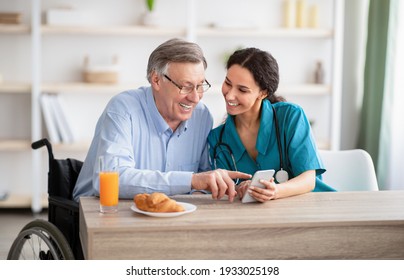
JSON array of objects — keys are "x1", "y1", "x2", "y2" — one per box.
[
  {"x1": 273, "y1": 101, "x2": 303, "y2": 111},
  {"x1": 272, "y1": 101, "x2": 311, "y2": 129},
  {"x1": 208, "y1": 123, "x2": 225, "y2": 143},
  {"x1": 209, "y1": 123, "x2": 224, "y2": 136},
  {"x1": 272, "y1": 101, "x2": 306, "y2": 118}
]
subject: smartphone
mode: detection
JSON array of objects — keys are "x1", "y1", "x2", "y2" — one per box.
[{"x1": 241, "y1": 169, "x2": 275, "y2": 203}]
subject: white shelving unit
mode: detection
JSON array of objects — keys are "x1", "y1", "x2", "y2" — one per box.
[{"x1": 0, "y1": 0, "x2": 344, "y2": 211}]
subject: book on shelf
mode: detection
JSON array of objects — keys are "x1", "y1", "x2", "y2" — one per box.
[
  {"x1": 39, "y1": 94, "x2": 61, "y2": 144},
  {"x1": 51, "y1": 94, "x2": 75, "y2": 143},
  {"x1": 40, "y1": 93, "x2": 75, "y2": 144}
]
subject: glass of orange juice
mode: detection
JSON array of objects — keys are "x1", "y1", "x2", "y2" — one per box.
[{"x1": 99, "y1": 155, "x2": 119, "y2": 213}]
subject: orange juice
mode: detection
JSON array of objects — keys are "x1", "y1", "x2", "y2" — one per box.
[{"x1": 99, "y1": 171, "x2": 119, "y2": 207}]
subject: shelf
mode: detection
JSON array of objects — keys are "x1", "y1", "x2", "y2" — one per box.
[
  {"x1": 1, "y1": 82, "x2": 330, "y2": 96},
  {"x1": 41, "y1": 24, "x2": 186, "y2": 36},
  {"x1": 0, "y1": 193, "x2": 48, "y2": 209},
  {"x1": 0, "y1": 82, "x2": 31, "y2": 94},
  {"x1": 0, "y1": 140, "x2": 31, "y2": 152},
  {"x1": 278, "y1": 84, "x2": 332, "y2": 96},
  {"x1": 316, "y1": 139, "x2": 330, "y2": 150},
  {"x1": 0, "y1": 23, "x2": 30, "y2": 34},
  {"x1": 209, "y1": 83, "x2": 331, "y2": 96},
  {"x1": 42, "y1": 82, "x2": 139, "y2": 93},
  {"x1": 0, "y1": 139, "x2": 90, "y2": 154},
  {"x1": 52, "y1": 141, "x2": 91, "y2": 152},
  {"x1": 197, "y1": 27, "x2": 333, "y2": 38}
]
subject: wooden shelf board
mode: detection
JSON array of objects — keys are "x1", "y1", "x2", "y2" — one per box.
[
  {"x1": 317, "y1": 140, "x2": 331, "y2": 150},
  {"x1": 52, "y1": 141, "x2": 91, "y2": 152},
  {"x1": 0, "y1": 82, "x2": 330, "y2": 95},
  {"x1": 41, "y1": 25, "x2": 186, "y2": 36},
  {"x1": 0, "y1": 140, "x2": 90, "y2": 153},
  {"x1": 0, "y1": 23, "x2": 30, "y2": 34},
  {"x1": 42, "y1": 82, "x2": 138, "y2": 93},
  {"x1": 0, "y1": 193, "x2": 48, "y2": 209},
  {"x1": 0, "y1": 140, "x2": 31, "y2": 151},
  {"x1": 278, "y1": 84, "x2": 332, "y2": 95},
  {"x1": 209, "y1": 83, "x2": 331, "y2": 96},
  {"x1": 0, "y1": 82, "x2": 31, "y2": 93},
  {"x1": 197, "y1": 27, "x2": 333, "y2": 38}
]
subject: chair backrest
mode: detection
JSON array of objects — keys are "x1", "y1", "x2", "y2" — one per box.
[
  {"x1": 318, "y1": 149, "x2": 379, "y2": 191},
  {"x1": 49, "y1": 158, "x2": 83, "y2": 200}
]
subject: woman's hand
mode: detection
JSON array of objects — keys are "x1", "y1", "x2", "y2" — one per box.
[{"x1": 248, "y1": 177, "x2": 278, "y2": 202}]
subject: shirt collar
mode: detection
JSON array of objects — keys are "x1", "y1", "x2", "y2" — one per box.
[
  {"x1": 146, "y1": 87, "x2": 188, "y2": 136},
  {"x1": 223, "y1": 99, "x2": 275, "y2": 162}
]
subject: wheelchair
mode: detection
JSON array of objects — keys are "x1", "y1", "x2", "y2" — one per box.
[{"x1": 7, "y1": 138, "x2": 84, "y2": 260}]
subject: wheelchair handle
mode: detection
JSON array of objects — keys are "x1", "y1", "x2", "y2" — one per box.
[{"x1": 31, "y1": 138, "x2": 54, "y2": 162}]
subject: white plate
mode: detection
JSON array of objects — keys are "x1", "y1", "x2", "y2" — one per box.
[{"x1": 130, "y1": 202, "x2": 197, "y2": 218}]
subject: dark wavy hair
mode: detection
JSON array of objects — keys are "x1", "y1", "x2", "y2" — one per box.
[{"x1": 226, "y1": 47, "x2": 285, "y2": 103}]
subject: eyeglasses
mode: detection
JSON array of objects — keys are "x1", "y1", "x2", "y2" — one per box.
[{"x1": 164, "y1": 74, "x2": 211, "y2": 95}]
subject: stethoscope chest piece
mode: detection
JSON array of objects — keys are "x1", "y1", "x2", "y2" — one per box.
[{"x1": 275, "y1": 169, "x2": 289, "y2": 183}]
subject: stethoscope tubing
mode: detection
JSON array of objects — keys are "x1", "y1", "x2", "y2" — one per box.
[{"x1": 213, "y1": 105, "x2": 288, "y2": 182}]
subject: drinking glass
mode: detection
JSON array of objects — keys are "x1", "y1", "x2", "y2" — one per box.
[{"x1": 99, "y1": 155, "x2": 119, "y2": 213}]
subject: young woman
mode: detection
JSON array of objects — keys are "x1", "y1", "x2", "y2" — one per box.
[{"x1": 208, "y1": 48, "x2": 334, "y2": 203}]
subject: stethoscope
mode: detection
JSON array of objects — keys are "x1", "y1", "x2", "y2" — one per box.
[{"x1": 213, "y1": 105, "x2": 289, "y2": 184}]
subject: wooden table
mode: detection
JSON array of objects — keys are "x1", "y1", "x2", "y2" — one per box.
[{"x1": 79, "y1": 191, "x2": 404, "y2": 260}]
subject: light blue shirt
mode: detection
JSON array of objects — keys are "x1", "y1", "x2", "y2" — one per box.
[
  {"x1": 207, "y1": 99, "x2": 335, "y2": 192},
  {"x1": 73, "y1": 86, "x2": 213, "y2": 201}
]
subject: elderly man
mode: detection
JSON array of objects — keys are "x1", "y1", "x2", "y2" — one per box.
[{"x1": 73, "y1": 38, "x2": 250, "y2": 203}]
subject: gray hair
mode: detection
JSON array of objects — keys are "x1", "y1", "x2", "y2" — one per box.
[{"x1": 146, "y1": 38, "x2": 207, "y2": 83}]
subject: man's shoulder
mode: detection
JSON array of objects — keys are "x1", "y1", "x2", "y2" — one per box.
[
  {"x1": 107, "y1": 87, "x2": 148, "y2": 111},
  {"x1": 193, "y1": 102, "x2": 213, "y2": 120}
]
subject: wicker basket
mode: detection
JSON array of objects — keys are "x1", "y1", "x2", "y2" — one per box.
[
  {"x1": 83, "y1": 71, "x2": 118, "y2": 84},
  {"x1": 82, "y1": 55, "x2": 119, "y2": 84}
]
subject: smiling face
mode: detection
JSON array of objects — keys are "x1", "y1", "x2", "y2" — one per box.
[
  {"x1": 222, "y1": 64, "x2": 267, "y2": 118},
  {"x1": 151, "y1": 62, "x2": 206, "y2": 131}
]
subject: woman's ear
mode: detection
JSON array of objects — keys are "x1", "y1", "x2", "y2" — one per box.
[{"x1": 260, "y1": 90, "x2": 268, "y2": 100}]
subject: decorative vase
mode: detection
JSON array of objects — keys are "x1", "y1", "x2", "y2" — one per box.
[{"x1": 141, "y1": 10, "x2": 160, "y2": 27}]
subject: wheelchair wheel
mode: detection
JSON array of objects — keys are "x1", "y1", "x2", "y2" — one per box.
[{"x1": 7, "y1": 219, "x2": 75, "y2": 260}]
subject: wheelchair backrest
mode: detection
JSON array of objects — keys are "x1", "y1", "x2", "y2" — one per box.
[{"x1": 48, "y1": 158, "x2": 83, "y2": 200}]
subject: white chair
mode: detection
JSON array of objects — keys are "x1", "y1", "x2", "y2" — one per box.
[{"x1": 318, "y1": 149, "x2": 379, "y2": 191}]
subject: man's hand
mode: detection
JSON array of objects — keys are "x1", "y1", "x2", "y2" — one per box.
[
  {"x1": 235, "y1": 180, "x2": 251, "y2": 201},
  {"x1": 191, "y1": 169, "x2": 251, "y2": 202}
]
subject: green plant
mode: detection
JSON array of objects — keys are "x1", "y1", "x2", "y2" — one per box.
[
  {"x1": 146, "y1": 0, "x2": 155, "y2": 11},
  {"x1": 222, "y1": 45, "x2": 244, "y2": 66}
]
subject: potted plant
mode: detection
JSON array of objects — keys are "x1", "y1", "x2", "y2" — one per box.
[
  {"x1": 146, "y1": 0, "x2": 155, "y2": 12},
  {"x1": 141, "y1": 0, "x2": 159, "y2": 26}
]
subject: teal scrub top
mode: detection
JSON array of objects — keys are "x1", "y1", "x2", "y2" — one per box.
[{"x1": 207, "y1": 100, "x2": 335, "y2": 192}]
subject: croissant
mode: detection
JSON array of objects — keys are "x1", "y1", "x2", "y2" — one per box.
[{"x1": 134, "y1": 193, "x2": 185, "y2": 213}]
